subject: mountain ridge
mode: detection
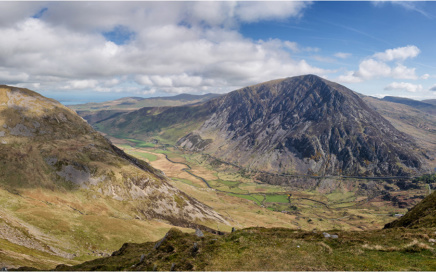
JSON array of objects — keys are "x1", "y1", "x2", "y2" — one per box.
[
  {"x1": 80, "y1": 75, "x2": 431, "y2": 177},
  {"x1": 179, "y1": 75, "x2": 426, "y2": 176}
]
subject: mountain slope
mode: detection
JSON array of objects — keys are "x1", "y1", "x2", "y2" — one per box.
[
  {"x1": 362, "y1": 96, "x2": 436, "y2": 170},
  {"x1": 52, "y1": 226, "x2": 436, "y2": 271},
  {"x1": 382, "y1": 96, "x2": 436, "y2": 115},
  {"x1": 0, "y1": 86, "x2": 227, "y2": 268},
  {"x1": 90, "y1": 75, "x2": 428, "y2": 177},
  {"x1": 178, "y1": 75, "x2": 426, "y2": 176},
  {"x1": 70, "y1": 93, "x2": 221, "y2": 112}
]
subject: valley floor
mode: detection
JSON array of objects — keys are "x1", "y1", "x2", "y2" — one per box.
[{"x1": 113, "y1": 137, "x2": 430, "y2": 232}]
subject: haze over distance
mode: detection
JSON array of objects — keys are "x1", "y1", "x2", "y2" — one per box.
[{"x1": 1, "y1": 1, "x2": 436, "y2": 104}]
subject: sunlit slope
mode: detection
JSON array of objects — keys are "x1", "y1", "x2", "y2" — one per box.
[{"x1": 0, "y1": 86, "x2": 227, "y2": 269}]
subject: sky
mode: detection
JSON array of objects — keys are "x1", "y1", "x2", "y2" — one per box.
[{"x1": 0, "y1": 1, "x2": 436, "y2": 104}]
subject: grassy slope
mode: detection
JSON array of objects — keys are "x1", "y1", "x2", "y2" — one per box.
[
  {"x1": 56, "y1": 227, "x2": 436, "y2": 271},
  {"x1": 385, "y1": 191, "x2": 436, "y2": 228},
  {"x1": 0, "y1": 86, "x2": 226, "y2": 269},
  {"x1": 69, "y1": 94, "x2": 221, "y2": 112},
  {"x1": 0, "y1": 186, "x2": 193, "y2": 270},
  {"x1": 363, "y1": 96, "x2": 436, "y2": 170},
  {"x1": 95, "y1": 104, "x2": 212, "y2": 144}
]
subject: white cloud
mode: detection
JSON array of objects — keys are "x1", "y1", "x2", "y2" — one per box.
[
  {"x1": 234, "y1": 2, "x2": 310, "y2": 23},
  {"x1": 337, "y1": 71, "x2": 362, "y2": 83},
  {"x1": 0, "y1": 70, "x2": 29, "y2": 83},
  {"x1": 337, "y1": 45, "x2": 420, "y2": 84},
  {"x1": 334, "y1": 52, "x2": 351, "y2": 59},
  {"x1": 283, "y1": 41, "x2": 299, "y2": 52},
  {"x1": 384, "y1": 82, "x2": 423, "y2": 93},
  {"x1": 421, "y1": 74, "x2": 430, "y2": 80},
  {"x1": 391, "y1": 64, "x2": 417, "y2": 80},
  {"x1": 373, "y1": 45, "x2": 420, "y2": 62},
  {"x1": 0, "y1": 2, "x2": 326, "y2": 95},
  {"x1": 62, "y1": 80, "x2": 99, "y2": 90},
  {"x1": 355, "y1": 59, "x2": 391, "y2": 79}
]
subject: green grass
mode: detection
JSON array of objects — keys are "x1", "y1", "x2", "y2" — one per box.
[
  {"x1": 55, "y1": 227, "x2": 436, "y2": 271},
  {"x1": 265, "y1": 194, "x2": 290, "y2": 203},
  {"x1": 124, "y1": 151, "x2": 157, "y2": 162},
  {"x1": 126, "y1": 139, "x2": 156, "y2": 148},
  {"x1": 229, "y1": 193, "x2": 264, "y2": 205}
]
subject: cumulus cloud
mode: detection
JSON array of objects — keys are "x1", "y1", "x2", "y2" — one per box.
[
  {"x1": 0, "y1": 1, "x2": 326, "y2": 95},
  {"x1": 384, "y1": 82, "x2": 423, "y2": 93},
  {"x1": 373, "y1": 45, "x2": 420, "y2": 62},
  {"x1": 337, "y1": 45, "x2": 419, "y2": 84}
]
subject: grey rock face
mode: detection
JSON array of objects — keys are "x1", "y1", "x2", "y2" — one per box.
[
  {"x1": 179, "y1": 75, "x2": 425, "y2": 176},
  {"x1": 195, "y1": 228, "x2": 204, "y2": 237}
]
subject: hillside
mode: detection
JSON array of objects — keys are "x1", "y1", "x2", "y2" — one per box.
[
  {"x1": 70, "y1": 93, "x2": 221, "y2": 112},
  {"x1": 382, "y1": 96, "x2": 436, "y2": 115},
  {"x1": 362, "y1": 96, "x2": 436, "y2": 170},
  {"x1": 424, "y1": 99, "x2": 436, "y2": 106},
  {"x1": 0, "y1": 86, "x2": 227, "y2": 269},
  {"x1": 30, "y1": 188, "x2": 436, "y2": 271},
  {"x1": 48, "y1": 226, "x2": 436, "y2": 271},
  {"x1": 384, "y1": 190, "x2": 436, "y2": 229}
]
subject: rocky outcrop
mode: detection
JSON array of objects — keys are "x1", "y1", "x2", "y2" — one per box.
[{"x1": 178, "y1": 75, "x2": 426, "y2": 176}]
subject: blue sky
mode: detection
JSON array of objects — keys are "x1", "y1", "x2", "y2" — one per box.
[{"x1": 0, "y1": 1, "x2": 435, "y2": 103}]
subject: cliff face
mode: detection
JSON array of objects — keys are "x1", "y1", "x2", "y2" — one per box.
[{"x1": 178, "y1": 75, "x2": 425, "y2": 176}]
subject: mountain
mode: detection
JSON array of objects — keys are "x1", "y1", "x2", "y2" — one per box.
[
  {"x1": 423, "y1": 99, "x2": 436, "y2": 106},
  {"x1": 381, "y1": 96, "x2": 436, "y2": 115},
  {"x1": 384, "y1": 190, "x2": 436, "y2": 229},
  {"x1": 178, "y1": 75, "x2": 427, "y2": 176},
  {"x1": 362, "y1": 96, "x2": 436, "y2": 170},
  {"x1": 89, "y1": 75, "x2": 428, "y2": 177},
  {"x1": 0, "y1": 86, "x2": 227, "y2": 268},
  {"x1": 69, "y1": 93, "x2": 221, "y2": 112}
]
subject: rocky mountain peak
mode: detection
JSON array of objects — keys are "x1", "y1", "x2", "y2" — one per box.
[{"x1": 179, "y1": 75, "x2": 426, "y2": 176}]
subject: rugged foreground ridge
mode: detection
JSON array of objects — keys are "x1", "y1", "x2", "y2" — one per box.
[
  {"x1": 49, "y1": 196, "x2": 436, "y2": 271},
  {"x1": 0, "y1": 85, "x2": 226, "y2": 228},
  {"x1": 23, "y1": 190, "x2": 436, "y2": 271},
  {"x1": 178, "y1": 75, "x2": 426, "y2": 176}
]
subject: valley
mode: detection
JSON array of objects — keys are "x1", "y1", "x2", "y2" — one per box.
[{"x1": 111, "y1": 136, "x2": 430, "y2": 232}]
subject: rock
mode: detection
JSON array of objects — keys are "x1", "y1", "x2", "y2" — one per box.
[
  {"x1": 195, "y1": 228, "x2": 204, "y2": 237},
  {"x1": 154, "y1": 232, "x2": 169, "y2": 250},
  {"x1": 429, "y1": 238, "x2": 436, "y2": 243},
  {"x1": 331, "y1": 234, "x2": 339, "y2": 239},
  {"x1": 140, "y1": 253, "x2": 145, "y2": 263},
  {"x1": 192, "y1": 242, "x2": 199, "y2": 256},
  {"x1": 1, "y1": 267, "x2": 7, "y2": 271},
  {"x1": 231, "y1": 227, "x2": 236, "y2": 233},
  {"x1": 170, "y1": 263, "x2": 176, "y2": 271},
  {"x1": 323, "y1": 232, "x2": 331, "y2": 238}
]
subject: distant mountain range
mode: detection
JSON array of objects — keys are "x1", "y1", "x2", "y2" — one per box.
[
  {"x1": 382, "y1": 96, "x2": 436, "y2": 115},
  {"x1": 83, "y1": 75, "x2": 432, "y2": 177},
  {"x1": 70, "y1": 93, "x2": 221, "y2": 111}
]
